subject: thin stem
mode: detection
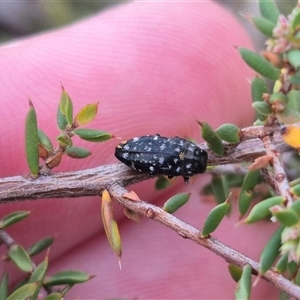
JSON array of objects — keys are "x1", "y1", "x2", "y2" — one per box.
[{"x1": 109, "y1": 183, "x2": 300, "y2": 300}]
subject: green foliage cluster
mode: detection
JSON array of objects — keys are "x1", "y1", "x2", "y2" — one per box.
[
  {"x1": 25, "y1": 85, "x2": 114, "y2": 177},
  {"x1": 194, "y1": 1, "x2": 300, "y2": 298},
  {"x1": 0, "y1": 212, "x2": 92, "y2": 299}
]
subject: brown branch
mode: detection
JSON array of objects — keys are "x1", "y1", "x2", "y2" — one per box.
[
  {"x1": 262, "y1": 133, "x2": 294, "y2": 205},
  {"x1": 0, "y1": 125, "x2": 298, "y2": 297},
  {"x1": 0, "y1": 164, "x2": 150, "y2": 203},
  {"x1": 109, "y1": 183, "x2": 300, "y2": 300},
  {"x1": 0, "y1": 130, "x2": 292, "y2": 203}
]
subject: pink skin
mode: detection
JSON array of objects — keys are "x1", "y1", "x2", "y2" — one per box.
[{"x1": 0, "y1": 2, "x2": 278, "y2": 299}]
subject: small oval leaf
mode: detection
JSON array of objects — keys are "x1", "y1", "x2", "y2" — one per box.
[
  {"x1": 73, "y1": 128, "x2": 113, "y2": 142},
  {"x1": 216, "y1": 123, "x2": 240, "y2": 143},
  {"x1": 7, "y1": 282, "x2": 37, "y2": 300},
  {"x1": 0, "y1": 211, "x2": 30, "y2": 229},
  {"x1": 27, "y1": 236, "x2": 54, "y2": 257},
  {"x1": 274, "y1": 253, "x2": 288, "y2": 274},
  {"x1": 259, "y1": 0, "x2": 279, "y2": 24},
  {"x1": 25, "y1": 100, "x2": 39, "y2": 177},
  {"x1": 259, "y1": 226, "x2": 284, "y2": 276},
  {"x1": 163, "y1": 193, "x2": 190, "y2": 214},
  {"x1": 270, "y1": 206, "x2": 300, "y2": 227},
  {"x1": 211, "y1": 175, "x2": 229, "y2": 204},
  {"x1": 201, "y1": 199, "x2": 231, "y2": 238},
  {"x1": 44, "y1": 271, "x2": 92, "y2": 286},
  {"x1": 73, "y1": 102, "x2": 99, "y2": 127},
  {"x1": 38, "y1": 129, "x2": 53, "y2": 151},
  {"x1": 0, "y1": 273, "x2": 8, "y2": 300},
  {"x1": 198, "y1": 121, "x2": 224, "y2": 155},
  {"x1": 235, "y1": 264, "x2": 252, "y2": 300},
  {"x1": 228, "y1": 264, "x2": 243, "y2": 283},
  {"x1": 239, "y1": 48, "x2": 280, "y2": 80},
  {"x1": 240, "y1": 196, "x2": 285, "y2": 224},
  {"x1": 101, "y1": 189, "x2": 122, "y2": 260},
  {"x1": 60, "y1": 86, "x2": 73, "y2": 126},
  {"x1": 65, "y1": 146, "x2": 91, "y2": 159},
  {"x1": 252, "y1": 16, "x2": 275, "y2": 37},
  {"x1": 155, "y1": 176, "x2": 172, "y2": 190},
  {"x1": 8, "y1": 244, "x2": 33, "y2": 273},
  {"x1": 238, "y1": 170, "x2": 261, "y2": 216},
  {"x1": 44, "y1": 293, "x2": 64, "y2": 300}
]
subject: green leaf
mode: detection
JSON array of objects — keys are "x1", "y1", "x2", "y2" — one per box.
[
  {"x1": 198, "y1": 121, "x2": 224, "y2": 155},
  {"x1": 235, "y1": 264, "x2": 252, "y2": 300},
  {"x1": 38, "y1": 129, "x2": 53, "y2": 151},
  {"x1": 44, "y1": 293, "x2": 64, "y2": 300},
  {"x1": 73, "y1": 128, "x2": 113, "y2": 142},
  {"x1": 8, "y1": 244, "x2": 33, "y2": 273},
  {"x1": 291, "y1": 10, "x2": 300, "y2": 31},
  {"x1": 57, "y1": 102, "x2": 68, "y2": 131},
  {"x1": 163, "y1": 193, "x2": 190, "y2": 214},
  {"x1": 0, "y1": 273, "x2": 8, "y2": 300},
  {"x1": 25, "y1": 100, "x2": 39, "y2": 177},
  {"x1": 0, "y1": 211, "x2": 30, "y2": 229},
  {"x1": 270, "y1": 207, "x2": 300, "y2": 227},
  {"x1": 288, "y1": 70, "x2": 300, "y2": 85},
  {"x1": 201, "y1": 200, "x2": 231, "y2": 237},
  {"x1": 57, "y1": 134, "x2": 73, "y2": 147},
  {"x1": 290, "y1": 199, "x2": 300, "y2": 215},
  {"x1": 238, "y1": 191, "x2": 255, "y2": 219},
  {"x1": 251, "y1": 77, "x2": 269, "y2": 102},
  {"x1": 241, "y1": 196, "x2": 285, "y2": 224},
  {"x1": 238, "y1": 170, "x2": 261, "y2": 216},
  {"x1": 65, "y1": 146, "x2": 91, "y2": 159},
  {"x1": 287, "y1": 90, "x2": 300, "y2": 113},
  {"x1": 101, "y1": 190, "x2": 122, "y2": 261},
  {"x1": 276, "y1": 107, "x2": 300, "y2": 124},
  {"x1": 27, "y1": 236, "x2": 54, "y2": 257},
  {"x1": 259, "y1": 226, "x2": 284, "y2": 275},
  {"x1": 60, "y1": 85, "x2": 73, "y2": 126},
  {"x1": 274, "y1": 253, "x2": 288, "y2": 274},
  {"x1": 29, "y1": 255, "x2": 48, "y2": 283},
  {"x1": 252, "y1": 16, "x2": 275, "y2": 37},
  {"x1": 44, "y1": 271, "x2": 92, "y2": 286},
  {"x1": 211, "y1": 175, "x2": 229, "y2": 204},
  {"x1": 239, "y1": 48, "x2": 280, "y2": 80},
  {"x1": 7, "y1": 282, "x2": 37, "y2": 300},
  {"x1": 252, "y1": 101, "x2": 272, "y2": 116},
  {"x1": 259, "y1": 0, "x2": 280, "y2": 24},
  {"x1": 216, "y1": 123, "x2": 240, "y2": 143},
  {"x1": 228, "y1": 264, "x2": 243, "y2": 283},
  {"x1": 287, "y1": 50, "x2": 300, "y2": 68},
  {"x1": 74, "y1": 102, "x2": 99, "y2": 127},
  {"x1": 28, "y1": 254, "x2": 49, "y2": 300},
  {"x1": 155, "y1": 176, "x2": 172, "y2": 190}
]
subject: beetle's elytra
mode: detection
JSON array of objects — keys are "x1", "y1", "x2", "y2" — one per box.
[{"x1": 115, "y1": 134, "x2": 207, "y2": 183}]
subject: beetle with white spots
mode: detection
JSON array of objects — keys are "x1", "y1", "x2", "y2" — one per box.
[{"x1": 115, "y1": 134, "x2": 208, "y2": 183}]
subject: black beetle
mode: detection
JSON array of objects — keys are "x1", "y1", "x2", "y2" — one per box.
[{"x1": 115, "y1": 134, "x2": 207, "y2": 183}]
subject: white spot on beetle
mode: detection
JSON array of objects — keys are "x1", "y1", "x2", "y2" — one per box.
[
  {"x1": 159, "y1": 157, "x2": 164, "y2": 164},
  {"x1": 149, "y1": 166, "x2": 154, "y2": 172}
]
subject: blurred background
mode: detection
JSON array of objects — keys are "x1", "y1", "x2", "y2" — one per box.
[{"x1": 0, "y1": 1, "x2": 297, "y2": 49}]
